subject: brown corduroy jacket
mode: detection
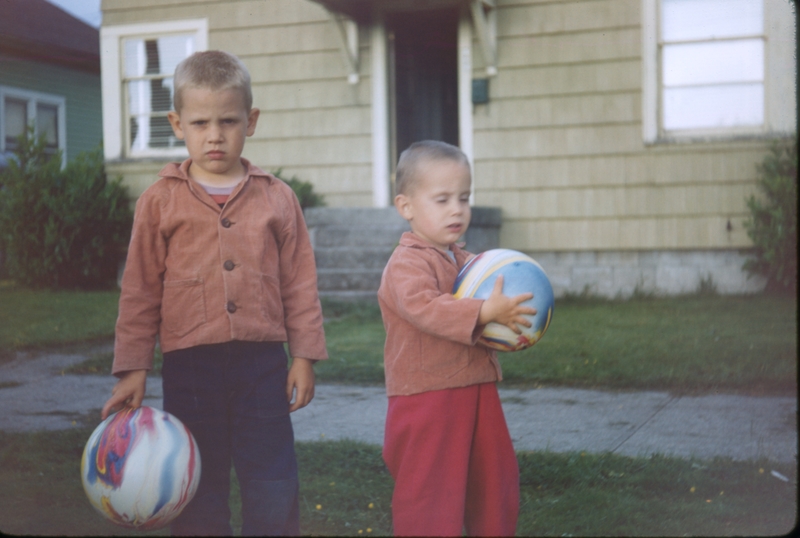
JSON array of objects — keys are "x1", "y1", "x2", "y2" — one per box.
[
  {"x1": 378, "y1": 232, "x2": 502, "y2": 396},
  {"x1": 112, "y1": 159, "x2": 327, "y2": 376}
]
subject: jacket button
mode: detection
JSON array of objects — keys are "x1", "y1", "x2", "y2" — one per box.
[
  {"x1": 223, "y1": 260, "x2": 235, "y2": 271},
  {"x1": 221, "y1": 218, "x2": 231, "y2": 228},
  {"x1": 226, "y1": 301, "x2": 237, "y2": 313}
]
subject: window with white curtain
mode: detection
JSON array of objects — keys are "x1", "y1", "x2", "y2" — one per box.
[
  {"x1": 100, "y1": 19, "x2": 207, "y2": 160},
  {"x1": 123, "y1": 34, "x2": 195, "y2": 153},
  {"x1": 642, "y1": 0, "x2": 795, "y2": 142}
]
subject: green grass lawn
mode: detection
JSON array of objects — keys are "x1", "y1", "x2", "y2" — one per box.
[
  {"x1": 0, "y1": 282, "x2": 119, "y2": 362},
  {"x1": 316, "y1": 295, "x2": 797, "y2": 395},
  {"x1": 1, "y1": 285, "x2": 796, "y2": 535},
  {"x1": 4, "y1": 283, "x2": 795, "y2": 395},
  {"x1": 502, "y1": 294, "x2": 798, "y2": 395},
  {"x1": 0, "y1": 426, "x2": 795, "y2": 536}
]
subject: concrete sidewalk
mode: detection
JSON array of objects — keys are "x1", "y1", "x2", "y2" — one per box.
[
  {"x1": 291, "y1": 385, "x2": 797, "y2": 463},
  {"x1": 0, "y1": 345, "x2": 796, "y2": 463}
]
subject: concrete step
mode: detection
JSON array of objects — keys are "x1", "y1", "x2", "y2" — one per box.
[
  {"x1": 311, "y1": 225, "x2": 408, "y2": 248},
  {"x1": 304, "y1": 206, "x2": 501, "y2": 297},
  {"x1": 306, "y1": 207, "x2": 409, "y2": 249},
  {"x1": 319, "y1": 289, "x2": 379, "y2": 303},
  {"x1": 314, "y1": 247, "x2": 395, "y2": 270},
  {"x1": 305, "y1": 207, "x2": 409, "y2": 228},
  {"x1": 316, "y1": 268, "x2": 383, "y2": 291}
]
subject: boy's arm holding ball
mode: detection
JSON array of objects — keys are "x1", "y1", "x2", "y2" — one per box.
[
  {"x1": 478, "y1": 274, "x2": 537, "y2": 334},
  {"x1": 101, "y1": 369, "x2": 148, "y2": 419}
]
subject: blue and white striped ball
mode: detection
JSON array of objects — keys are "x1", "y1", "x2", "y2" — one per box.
[{"x1": 453, "y1": 249, "x2": 554, "y2": 351}]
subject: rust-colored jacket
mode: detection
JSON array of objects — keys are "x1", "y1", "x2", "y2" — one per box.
[
  {"x1": 112, "y1": 159, "x2": 327, "y2": 375},
  {"x1": 378, "y1": 232, "x2": 502, "y2": 396}
]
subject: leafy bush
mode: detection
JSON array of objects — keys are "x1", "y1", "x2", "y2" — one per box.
[
  {"x1": 271, "y1": 168, "x2": 325, "y2": 210},
  {"x1": 0, "y1": 130, "x2": 132, "y2": 289},
  {"x1": 743, "y1": 135, "x2": 797, "y2": 293}
]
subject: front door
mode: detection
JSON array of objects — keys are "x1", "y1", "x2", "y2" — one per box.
[{"x1": 388, "y1": 8, "x2": 460, "y2": 171}]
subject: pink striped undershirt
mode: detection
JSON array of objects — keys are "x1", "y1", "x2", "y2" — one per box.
[{"x1": 200, "y1": 184, "x2": 236, "y2": 207}]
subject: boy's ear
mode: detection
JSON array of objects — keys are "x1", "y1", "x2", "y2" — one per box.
[
  {"x1": 246, "y1": 108, "x2": 260, "y2": 136},
  {"x1": 167, "y1": 111, "x2": 185, "y2": 140},
  {"x1": 394, "y1": 194, "x2": 413, "y2": 221}
]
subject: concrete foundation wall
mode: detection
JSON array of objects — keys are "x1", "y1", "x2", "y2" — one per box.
[
  {"x1": 306, "y1": 207, "x2": 765, "y2": 301},
  {"x1": 530, "y1": 249, "x2": 766, "y2": 299}
]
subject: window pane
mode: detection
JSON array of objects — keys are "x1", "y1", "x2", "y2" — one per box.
[
  {"x1": 662, "y1": 0, "x2": 762, "y2": 42},
  {"x1": 128, "y1": 79, "x2": 151, "y2": 116},
  {"x1": 124, "y1": 34, "x2": 194, "y2": 77},
  {"x1": 158, "y1": 35, "x2": 195, "y2": 75},
  {"x1": 131, "y1": 114, "x2": 177, "y2": 151},
  {"x1": 36, "y1": 103, "x2": 59, "y2": 148},
  {"x1": 124, "y1": 39, "x2": 146, "y2": 78},
  {"x1": 4, "y1": 98, "x2": 28, "y2": 146},
  {"x1": 663, "y1": 83, "x2": 763, "y2": 129},
  {"x1": 124, "y1": 34, "x2": 194, "y2": 153},
  {"x1": 663, "y1": 39, "x2": 764, "y2": 86},
  {"x1": 127, "y1": 75, "x2": 172, "y2": 115}
]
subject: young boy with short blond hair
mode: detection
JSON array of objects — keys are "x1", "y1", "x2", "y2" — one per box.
[
  {"x1": 378, "y1": 140, "x2": 535, "y2": 536},
  {"x1": 102, "y1": 50, "x2": 327, "y2": 536}
]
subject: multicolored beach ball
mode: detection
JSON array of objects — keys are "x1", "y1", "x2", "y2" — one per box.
[
  {"x1": 453, "y1": 249, "x2": 554, "y2": 351},
  {"x1": 81, "y1": 406, "x2": 201, "y2": 530}
]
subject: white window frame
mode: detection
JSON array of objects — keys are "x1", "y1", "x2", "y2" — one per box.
[
  {"x1": 642, "y1": 0, "x2": 796, "y2": 143},
  {"x1": 100, "y1": 19, "x2": 208, "y2": 161},
  {"x1": 0, "y1": 86, "x2": 67, "y2": 166}
]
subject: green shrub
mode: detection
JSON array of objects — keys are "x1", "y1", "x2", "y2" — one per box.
[
  {"x1": 271, "y1": 168, "x2": 325, "y2": 210},
  {"x1": 0, "y1": 129, "x2": 132, "y2": 289},
  {"x1": 743, "y1": 135, "x2": 797, "y2": 294}
]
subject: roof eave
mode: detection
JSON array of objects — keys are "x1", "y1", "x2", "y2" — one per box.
[{"x1": 308, "y1": 0, "x2": 467, "y2": 22}]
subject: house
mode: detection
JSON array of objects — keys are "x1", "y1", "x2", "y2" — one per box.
[
  {"x1": 98, "y1": 0, "x2": 795, "y2": 298},
  {"x1": 0, "y1": 0, "x2": 103, "y2": 167}
]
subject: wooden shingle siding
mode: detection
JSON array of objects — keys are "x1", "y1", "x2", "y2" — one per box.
[
  {"x1": 103, "y1": 0, "x2": 372, "y2": 206},
  {"x1": 478, "y1": 148, "x2": 766, "y2": 190},
  {"x1": 101, "y1": 0, "x2": 791, "y2": 255},
  {"x1": 244, "y1": 136, "x2": 371, "y2": 167},
  {"x1": 490, "y1": 60, "x2": 641, "y2": 99},
  {"x1": 471, "y1": 0, "x2": 773, "y2": 251},
  {"x1": 503, "y1": 216, "x2": 750, "y2": 251}
]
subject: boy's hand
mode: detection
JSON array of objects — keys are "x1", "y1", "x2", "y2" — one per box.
[
  {"x1": 287, "y1": 357, "x2": 316, "y2": 412},
  {"x1": 101, "y1": 369, "x2": 147, "y2": 420},
  {"x1": 478, "y1": 275, "x2": 537, "y2": 333}
]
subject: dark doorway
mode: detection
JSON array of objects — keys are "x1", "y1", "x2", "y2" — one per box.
[{"x1": 388, "y1": 8, "x2": 460, "y2": 168}]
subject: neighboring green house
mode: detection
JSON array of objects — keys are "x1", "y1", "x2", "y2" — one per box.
[{"x1": 0, "y1": 0, "x2": 102, "y2": 167}]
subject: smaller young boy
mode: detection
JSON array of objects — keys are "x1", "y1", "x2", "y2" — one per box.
[
  {"x1": 378, "y1": 140, "x2": 536, "y2": 536},
  {"x1": 101, "y1": 51, "x2": 327, "y2": 536}
]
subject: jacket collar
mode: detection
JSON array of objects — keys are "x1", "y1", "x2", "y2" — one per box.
[
  {"x1": 158, "y1": 158, "x2": 273, "y2": 183},
  {"x1": 157, "y1": 158, "x2": 274, "y2": 213},
  {"x1": 398, "y1": 231, "x2": 468, "y2": 264}
]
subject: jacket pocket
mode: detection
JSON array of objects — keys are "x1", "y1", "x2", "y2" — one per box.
[
  {"x1": 259, "y1": 273, "x2": 284, "y2": 330},
  {"x1": 419, "y1": 340, "x2": 471, "y2": 379},
  {"x1": 162, "y1": 278, "x2": 206, "y2": 337}
]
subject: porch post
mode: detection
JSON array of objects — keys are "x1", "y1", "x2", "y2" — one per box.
[{"x1": 371, "y1": 19, "x2": 391, "y2": 208}]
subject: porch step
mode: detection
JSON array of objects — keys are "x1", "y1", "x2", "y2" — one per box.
[{"x1": 305, "y1": 207, "x2": 501, "y2": 303}]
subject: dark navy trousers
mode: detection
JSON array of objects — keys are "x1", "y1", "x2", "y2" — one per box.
[{"x1": 162, "y1": 341, "x2": 300, "y2": 536}]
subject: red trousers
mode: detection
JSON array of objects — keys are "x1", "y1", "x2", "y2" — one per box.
[{"x1": 383, "y1": 383, "x2": 519, "y2": 537}]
